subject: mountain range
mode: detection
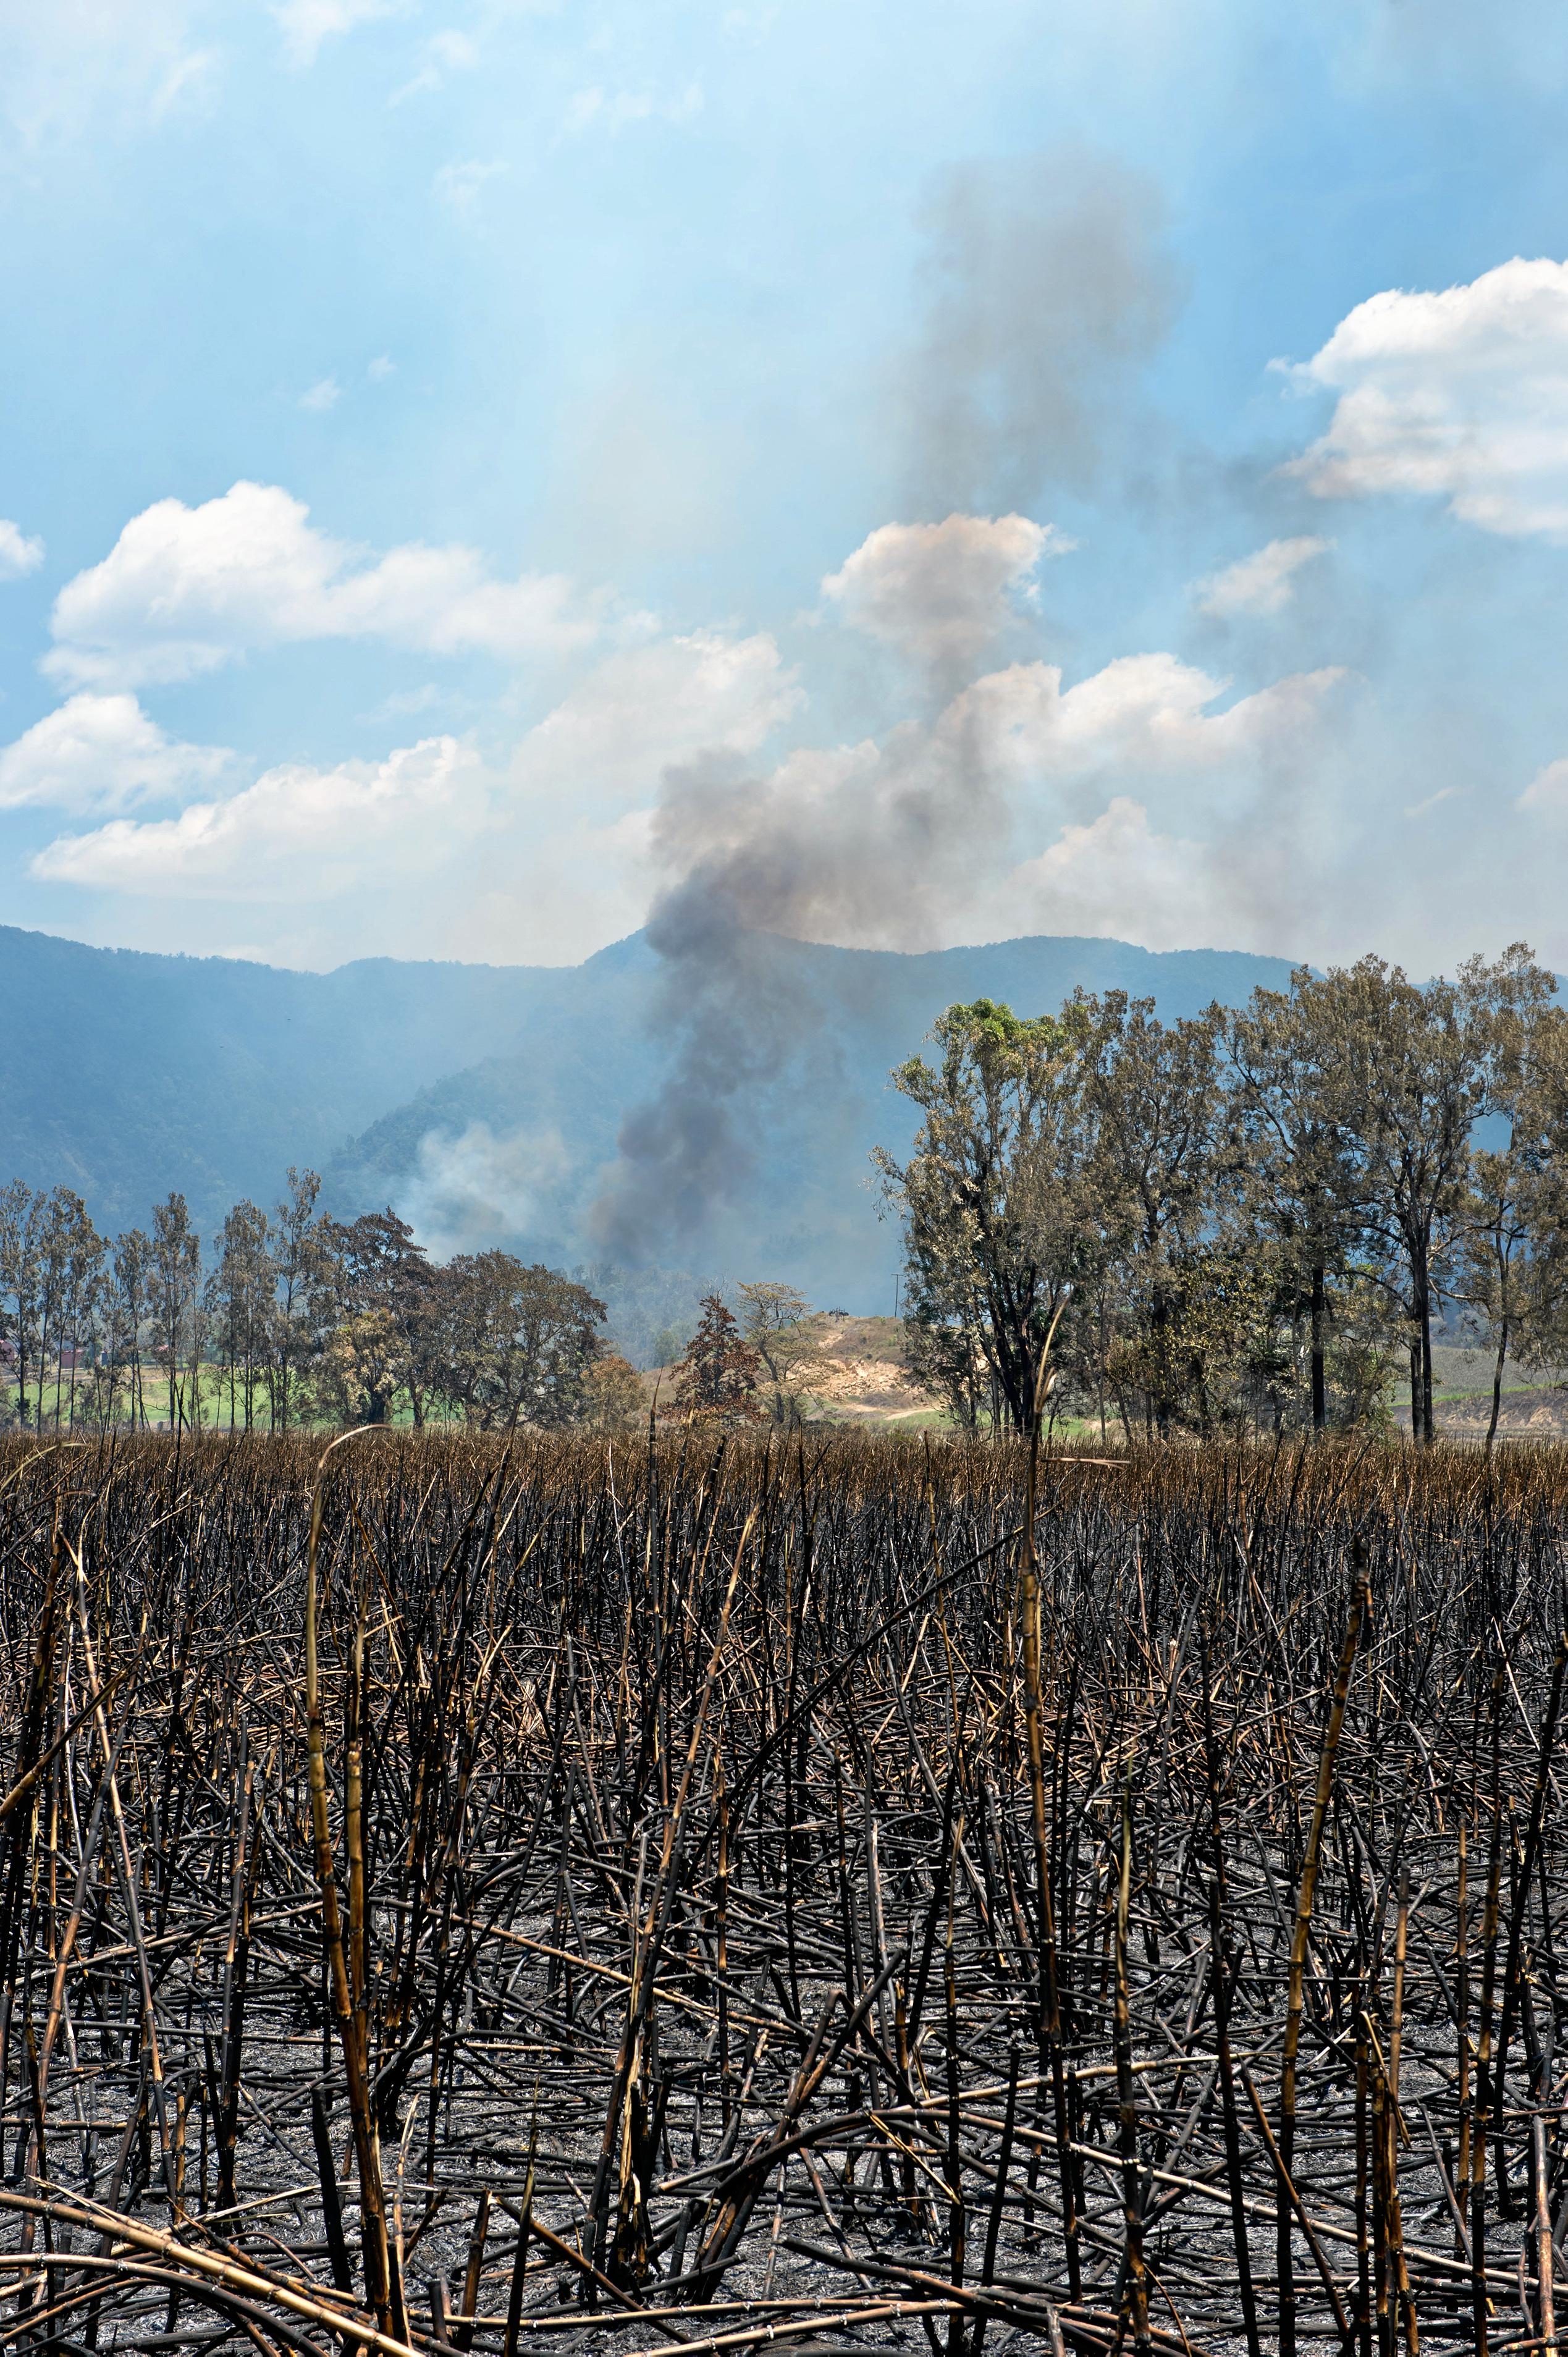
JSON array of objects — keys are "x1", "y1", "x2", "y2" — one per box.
[{"x1": 0, "y1": 922, "x2": 1299, "y2": 1347}]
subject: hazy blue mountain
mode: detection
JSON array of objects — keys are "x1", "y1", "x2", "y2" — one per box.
[
  {"x1": 325, "y1": 929, "x2": 1299, "y2": 1322},
  {"x1": 0, "y1": 924, "x2": 564, "y2": 1231},
  {"x1": 0, "y1": 921, "x2": 1297, "y2": 1318}
]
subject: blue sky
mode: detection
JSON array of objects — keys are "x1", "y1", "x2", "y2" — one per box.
[{"x1": 3, "y1": 0, "x2": 1568, "y2": 974}]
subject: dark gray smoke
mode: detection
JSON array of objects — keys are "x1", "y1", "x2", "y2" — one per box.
[
  {"x1": 903, "y1": 147, "x2": 1178, "y2": 510},
  {"x1": 588, "y1": 151, "x2": 1182, "y2": 1271},
  {"x1": 588, "y1": 710, "x2": 1014, "y2": 1262}
]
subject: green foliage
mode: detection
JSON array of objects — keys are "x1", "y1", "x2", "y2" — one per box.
[
  {"x1": 432, "y1": 1255, "x2": 606, "y2": 1430},
  {"x1": 883, "y1": 943, "x2": 1568, "y2": 1446}
]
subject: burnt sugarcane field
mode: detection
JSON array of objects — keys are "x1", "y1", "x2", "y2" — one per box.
[{"x1": 1, "y1": 1431, "x2": 1567, "y2": 2357}]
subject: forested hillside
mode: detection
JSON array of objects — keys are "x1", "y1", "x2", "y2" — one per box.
[
  {"x1": 326, "y1": 930, "x2": 1296, "y2": 1303},
  {"x1": 0, "y1": 926, "x2": 558, "y2": 1231},
  {"x1": 0, "y1": 923, "x2": 1295, "y2": 1304}
]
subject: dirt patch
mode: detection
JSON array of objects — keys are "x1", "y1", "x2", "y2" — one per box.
[
  {"x1": 796, "y1": 1312, "x2": 941, "y2": 1423},
  {"x1": 640, "y1": 1313, "x2": 944, "y2": 1426},
  {"x1": 1436, "y1": 1383, "x2": 1568, "y2": 1438}
]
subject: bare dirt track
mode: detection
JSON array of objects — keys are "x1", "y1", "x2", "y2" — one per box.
[{"x1": 1, "y1": 1431, "x2": 1566, "y2": 2357}]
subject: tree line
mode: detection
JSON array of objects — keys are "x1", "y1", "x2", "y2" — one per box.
[
  {"x1": 0, "y1": 1171, "x2": 647, "y2": 1433},
  {"x1": 878, "y1": 943, "x2": 1568, "y2": 1445}
]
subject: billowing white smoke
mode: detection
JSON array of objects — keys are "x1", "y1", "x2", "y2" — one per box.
[{"x1": 395, "y1": 1121, "x2": 571, "y2": 1260}]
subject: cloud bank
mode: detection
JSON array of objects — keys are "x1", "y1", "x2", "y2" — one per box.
[
  {"x1": 33, "y1": 735, "x2": 478, "y2": 897},
  {"x1": 46, "y1": 481, "x2": 598, "y2": 688}
]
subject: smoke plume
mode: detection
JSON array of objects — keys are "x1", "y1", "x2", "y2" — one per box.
[
  {"x1": 902, "y1": 147, "x2": 1179, "y2": 511},
  {"x1": 588, "y1": 150, "x2": 1182, "y2": 1270},
  {"x1": 587, "y1": 708, "x2": 1018, "y2": 1261}
]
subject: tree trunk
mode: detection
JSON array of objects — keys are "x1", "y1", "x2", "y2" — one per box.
[
  {"x1": 1151, "y1": 1286, "x2": 1173, "y2": 1441},
  {"x1": 1486, "y1": 1314, "x2": 1509, "y2": 1453},
  {"x1": 1310, "y1": 1265, "x2": 1326, "y2": 1433},
  {"x1": 1410, "y1": 1251, "x2": 1435, "y2": 1446},
  {"x1": 1420, "y1": 1304, "x2": 1435, "y2": 1446}
]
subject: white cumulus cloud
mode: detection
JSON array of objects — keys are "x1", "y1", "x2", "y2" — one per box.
[
  {"x1": 298, "y1": 376, "x2": 341, "y2": 412},
  {"x1": 1284, "y1": 256, "x2": 1568, "y2": 536},
  {"x1": 0, "y1": 693, "x2": 228, "y2": 812},
  {"x1": 46, "y1": 481, "x2": 597, "y2": 688},
  {"x1": 1194, "y1": 535, "x2": 1331, "y2": 618},
  {"x1": 935, "y1": 651, "x2": 1347, "y2": 800},
  {"x1": 822, "y1": 512, "x2": 1072, "y2": 673},
  {"x1": 32, "y1": 735, "x2": 479, "y2": 898},
  {"x1": 989, "y1": 796, "x2": 1227, "y2": 951},
  {"x1": 0, "y1": 520, "x2": 44, "y2": 578}
]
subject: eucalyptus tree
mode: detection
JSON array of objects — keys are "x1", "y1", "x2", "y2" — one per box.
[
  {"x1": 150, "y1": 1193, "x2": 202, "y2": 1431},
  {"x1": 1225, "y1": 977, "x2": 1363, "y2": 1431},
  {"x1": 207, "y1": 1201, "x2": 272, "y2": 1430},
  {"x1": 112, "y1": 1227, "x2": 152, "y2": 1430},
  {"x1": 876, "y1": 995, "x2": 1123, "y2": 1435},
  {"x1": 0, "y1": 1183, "x2": 43, "y2": 1428},
  {"x1": 1299, "y1": 945, "x2": 1556, "y2": 1444},
  {"x1": 1454, "y1": 985, "x2": 1568, "y2": 1441},
  {"x1": 35, "y1": 1191, "x2": 105, "y2": 1433},
  {"x1": 61, "y1": 1202, "x2": 108, "y2": 1429},
  {"x1": 1087, "y1": 996, "x2": 1230, "y2": 1438},
  {"x1": 268, "y1": 1166, "x2": 321, "y2": 1433}
]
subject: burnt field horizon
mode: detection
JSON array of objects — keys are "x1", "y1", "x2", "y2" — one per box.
[{"x1": 1, "y1": 1429, "x2": 1566, "y2": 2357}]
